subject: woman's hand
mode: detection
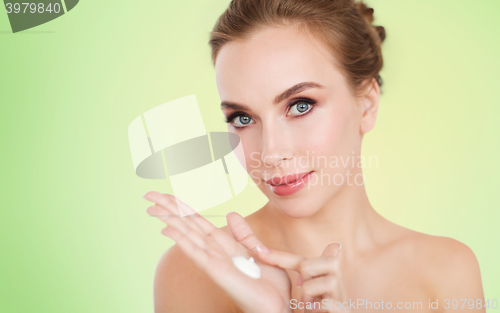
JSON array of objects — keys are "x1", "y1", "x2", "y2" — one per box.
[
  {"x1": 227, "y1": 213, "x2": 349, "y2": 313},
  {"x1": 143, "y1": 191, "x2": 292, "y2": 313}
]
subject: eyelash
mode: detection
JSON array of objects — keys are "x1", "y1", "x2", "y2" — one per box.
[{"x1": 224, "y1": 97, "x2": 317, "y2": 129}]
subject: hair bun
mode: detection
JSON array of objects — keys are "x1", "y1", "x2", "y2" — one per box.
[
  {"x1": 374, "y1": 25, "x2": 386, "y2": 42},
  {"x1": 355, "y1": 2, "x2": 374, "y2": 24},
  {"x1": 355, "y1": 1, "x2": 385, "y2": 43}
]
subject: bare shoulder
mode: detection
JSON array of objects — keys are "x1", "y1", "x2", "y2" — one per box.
[
  {"x1": 421, "y1": 234, "x2": 484, "y2": 300},
  {"x1": 153, "y1": 241, "x2": 238, "y2": 313},
  {"x1": 392, "y1": 229, "x2": 484, "y2": 300}
]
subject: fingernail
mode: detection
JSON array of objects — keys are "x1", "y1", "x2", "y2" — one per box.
[
  {"x1": 226, "y1": 211, "x2": 235, "y2": 217},
  {"x1": 256, "y1": 245, "x2": 270, "y2": 254}
]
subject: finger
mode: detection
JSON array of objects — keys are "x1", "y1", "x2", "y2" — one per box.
[
  {"x1": 299, "y1": 257, "x2": 339, "y2": 281},
  {"x1": 321, "y1": 243, "x2": 341, "y2": 258},
  {"x1": 162, "y1": 225, "x2": 270, "y2": 311},
  {"x1": 227, "y1": 211, "x2": 265, "y2": 252},
  {"x1": 147, "y1": 204, "x2": 240, "y2": 256},
  {"x1": 321, "y1": 243, "x2": 344, "y2": 281},
  {"x1": 146, "y1": 202, "x2": 203, "y2": 238},
  {"x1": 163, "y1": 204, "x2": 246, "y2": 257},
  {"x1": 304, "y1": 300, "x2": 336, "y2": 313},
  {"x1": 257, "y1": 248, "x2": 306, "y2": 272},
  {"x1": 183, "y1": 208, "x2": 239, "y2": 256},
  {"x1": 148, "y1": 204, "x2": 227, "y2": 258},
  {"x1": 301, "y1": 296, "x2": 327, "y2": 313},
  {"x1": 297, "y1": 274, "x2": 303, "y2": 287},
  {"x1": 303, "y1": 300, "x2": 330, "y2": 313},
  {"x1": 161, "y1": 225, "x2": 210, "y2": 271},
  {"x1": 302, "y1": 275, "x2": 339, "y2": 301},
  {"x1": 145, "y1": 192, "x2": 245, "y2": 257},
  {"x1": 168, "y1": 193, "x2": 219, "y2": 235},
  {"x1": 144, "y1": 191, "x2": 199, "y2": 218},
  {"x1": 300, "y1": 242, "x2": 342, "y2": 281},
  {"x1": 149, "y1": 204, "x2": 208, "y2": 249},
  {"x1": 144, "y1": 191, "x2": 209, "y2": 237},
  {"x1": 145, "y1": 191, "x2": 217, "y2": 235},
  {"x1": 177, "y1": 208, "x2": 243, "y2": 256},
  {"x1": 306, "y1": 298, "x2": 346, "y2": 313}
]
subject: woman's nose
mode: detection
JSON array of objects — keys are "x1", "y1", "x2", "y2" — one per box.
[{"x1": 260, "y1": 124, "x2": 294, "y2": 168}]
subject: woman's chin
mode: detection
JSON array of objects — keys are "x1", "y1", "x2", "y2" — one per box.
[
  {"x1": 259, "y1": 186, "x2": 324, "y2": 218},
  {"x1": 272, "y1": 201, "x2": 320, "y2": 219}
]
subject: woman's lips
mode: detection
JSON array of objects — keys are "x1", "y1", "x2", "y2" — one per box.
[{"x1": 265, "y1": 171, "x2": 314, "y2": 196}]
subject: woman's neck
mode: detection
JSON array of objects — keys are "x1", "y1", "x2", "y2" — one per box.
[{"x1": 261, "y1": 177, "x2": 384, "y2": 261}]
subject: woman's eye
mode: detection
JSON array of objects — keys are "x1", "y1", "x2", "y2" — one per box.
[
  {"x1": 287, "y1": 102, "x2": 312, "y2": 116},
  {"x1": 233, "y1": 115, "x2": 254, "y2": 127}
]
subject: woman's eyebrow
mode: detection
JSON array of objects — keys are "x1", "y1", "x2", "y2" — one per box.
[
  {"x1": 220, "y1": 81, "x2": 325, "y2": 110},
  {"x1": 274, "y1": 81, "x2": 325, "y2": 104},
  {"x1": 220, "y1": 101, "x2": 249, "y2": 111}
]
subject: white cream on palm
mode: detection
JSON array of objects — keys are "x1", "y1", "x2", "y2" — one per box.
[{"x1": 231, "y1": 256, "x2": 261, "y2": 279}]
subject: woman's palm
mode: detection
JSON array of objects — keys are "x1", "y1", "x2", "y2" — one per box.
[{"x1": 144, "y1": 192, "x2": 292, "y2": 313}]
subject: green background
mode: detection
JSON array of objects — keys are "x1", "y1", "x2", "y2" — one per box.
[{"x1": 1, "y1": 0, "x2": 498, "y2": 311}]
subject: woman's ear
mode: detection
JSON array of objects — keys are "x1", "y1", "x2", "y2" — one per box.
[{"x1": 359, "y1": 78, "x2": 380, "y2": 135}]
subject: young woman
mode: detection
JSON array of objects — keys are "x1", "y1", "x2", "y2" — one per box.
[{"x1": 144, "y1": 1, "x2": 485, "y2": 312}]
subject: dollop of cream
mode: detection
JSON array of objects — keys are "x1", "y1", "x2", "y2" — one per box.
[{"x1": 231, "y1": 256, "x2": 261, "y2": 279}]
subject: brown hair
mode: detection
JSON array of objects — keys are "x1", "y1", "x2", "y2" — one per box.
[{"x1": 209, "y1": 0, "x2": 385, "y2": 97}]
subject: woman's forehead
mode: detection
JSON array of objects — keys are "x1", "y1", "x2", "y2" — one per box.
[{"x1": 215, "y1": 26, "x2": 341, "y2": 100}]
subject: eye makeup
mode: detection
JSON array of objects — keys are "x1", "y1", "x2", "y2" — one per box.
[
  {"x1": 285, "y1": 97, "x2": 316, "y2": 118},
  {"x1": 224, "y1": 111, "x2": 249, "y2": 125},
  {"x1": 223, "y1": 96, "x2": 317, "y2": 129}
]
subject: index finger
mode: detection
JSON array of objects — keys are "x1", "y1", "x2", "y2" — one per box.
[
  {"x1": 227, "y1": 211, "x2": 264, "y2": 252},
  {"x1": 258, "y1": 248, "x2": 307, "y2": 272}
]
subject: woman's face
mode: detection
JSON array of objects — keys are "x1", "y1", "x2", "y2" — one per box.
[{"x1": 215, "y1": 25, "x2": 377, "y2": 218}]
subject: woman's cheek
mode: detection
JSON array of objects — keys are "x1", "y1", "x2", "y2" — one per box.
[
  {"x1": 299, "y1": 109, "x2": 346, "y2": 159},
  {"x1": 301, "y1": 108, "x2": 358, "y2": 188},
  {"x1": 241, "y1": 138, "x2": 265, "y2": 185}
]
